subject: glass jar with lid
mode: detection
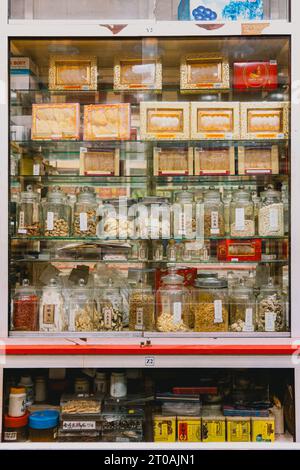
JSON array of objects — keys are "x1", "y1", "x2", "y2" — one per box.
[
  {"x1": 42, "y1": 186, "x2": 71, "y2": 237},
  {"x1": 40, "y1": 278, "x2": 67, "y2": 332},
  {"x1": 172, "y1": 186, "x2": 196, "y2": 239},
  {"x1": 203, "y1": 187, "x2": 225, "y2": 237},
  {"x1": 256, "y1": 278, "x2": 286, "y2": 332},
  {"x1": 229, "y1": 281, "x2": 256, "y2": 332},
  {"x1": 258, "y1": 186, "x2": 284, "y2": 236},
  {"x1": 12, "y1": 279, "x2": 39, "y2": 331},
  {"x1": 73, "y1": 187, "x2": 98, "y2": 237},
  {"x1": 230, "y1": 187, "x2": 255, "y2": 237},
  {"x1": 95, "y1": 278, "x2": 123, "y2": 331},
  {"x1": 16, "y1": 185, "x2": 41, "y2": 237},
  {"x1": 69, "y1": 278, "x2": 95, "y2": 332},
  {"x1": 156, "y1": 271, "x2": 191, "y2": 332},
  {"x1": 129, "y1": 279, "x2": 155, "y2": 332},
  {"x1": 192, "y1": 275, "x2": 229, "y2": 332}
]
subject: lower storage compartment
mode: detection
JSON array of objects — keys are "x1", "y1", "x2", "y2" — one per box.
[{"x1": 1, "y1": 367, "x2": 295, "y2": 444}]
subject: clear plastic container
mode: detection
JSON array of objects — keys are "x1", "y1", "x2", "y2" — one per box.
[
  {"x1": 73, "y1": 187, "x2": 98, "y2": 237},
  {"x1": 69, "y1": 278, "x2": 95, "y2": 332},
  {"x1": 40, "y1": 278, "x2": 67, "y2": 332},
  {"x1": 95, "y1": 278, "x2": 123, "y2": 331},
  {"x1": 230, "y1": 187, "x2": 255, "y2": 237},
  {"x1": 16, "y1": 185, "x2": 41, "y2": 236},
  {"x1": 129, "y1": 280, "x2": 155, "y2": 331},
  {"x1": 229, "y1": 281, "x2": 256, "y2": 332},
  {"x1": 42, "y1": 186, "x2": 71, "y2": 237},
  {"x1": 192, "y1": 275, "x2": 229, "y2": 332},
  {"x1": 256, "y1": 278, "x2": 286, "y2": 332},
  {"x1": 12, "y1": 279, "x2": 39, "y2": 331},
  {"x1": 203, "y1": 187, "x2": 225, "y2": 237},
  {"x1": 258, "y1": 186, "x2": 284, "y2": 236},
  {"x1": 172, "y1": 186, "x2": 196, "y2": 239},
  {"x1": 156, "y1": 271, "x2": 191, "y2": 332}
]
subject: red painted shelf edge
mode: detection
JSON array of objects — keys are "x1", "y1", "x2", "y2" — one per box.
[{"x1": 0, "y1": 344, "x2": 298, "y2": 356}]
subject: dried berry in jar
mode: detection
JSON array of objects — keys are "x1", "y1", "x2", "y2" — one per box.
[{"x1": 12, "y1": 279, "x2": 39, "y2": 331}]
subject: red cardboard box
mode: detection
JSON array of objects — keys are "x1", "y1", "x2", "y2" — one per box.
[
  {"x1": 217, "y1": 239, "x2": 262, "y2": 262},
  {"x1": 233, "y1": 61, "x2": 278, "y2": 90}
]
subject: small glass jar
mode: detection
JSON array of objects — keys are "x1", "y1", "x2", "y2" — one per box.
[
  {"x1": 94, "y1": 372, "x2": 108, "y2": 394},
  {"x1": 42, "y1": 186, "x2": 71, "y2": 237},
  {"x1": 29, "y1": 410, "x2": 59, "y2": 442},
  {"x1": 16, "y1": 185, "x2": 41, "y2": 236},
  {"x1": 152, "y1": 240, "x2": 164, "y2": 261},
  {"x1": 173, "y1": 186, "x2": 196, "y2": 239},
  {"x1": 73, "y1": 187, "x2": 98, "y2": 237},
  {"x1": 19, "y1": 151, "x2": 33, "y2": 175},
  {"x1": 69, "y1": 278, "x2": 95, "y2": 332},
  {"x1": 35, "y1": 376, "x2": 47, "y2": 403},
  {"x1": 203, "y1": 188, "x2": 225, "y2": 237},
  {"x1": 129, "y1": 280, "x2": 155, "y2": 331},
  {"x1": 256, "y1": 278, "x2": 286, "y2": 332},
  {"x1": 156, "y1": 271, "x2": 191, "y2": 332},
  {"x1": 110, "y1": 371, "x2": 127, "y2": 398},
  {"x1": 138, "y1": 241, "x2": 148, "y2": 261},
  {"x1": 229, "y1": 281, "x2": 256, "y2": 332},
  {"x1": 4, "y1": 412, "x2": 29, "y2": 442},
  {"x1": 12, "y1": 279, "x2": 39, "y2": 331},
  {"x1": 40, "y1": 279, "x2": 67, "y2": 332},
  {"x1": 74, "y1": 377, "x2": 90, "y2": 394},
  {"x1": 258, "y1": 186, "x2": 284, "y2": 237},
  {"x1": 193, "y1": 275, "x2": 229, "y2": 332},
  {"x1": 95, "y1": 278, "x2": 123, "y2": 331},
  {"x1": 230, "y1": 187, "x2": 255, "y2": 237},
  {"x1": 167, "y1": 239, "x2": 178, "y2": 262}
]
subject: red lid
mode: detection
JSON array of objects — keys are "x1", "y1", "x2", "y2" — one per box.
[{"x1": 5, "y1": 411, "x2": 29, "y2": 428}]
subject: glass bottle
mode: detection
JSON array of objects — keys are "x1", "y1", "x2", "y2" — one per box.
[
  {"x1": 230, "y1": 186, "x2": 255, "y2": 237},
  {"x1": 12, "y1": 279, "x2": 39, "y2": 331},
  {"x1": 229, "y1": 281, "x2": 256, "y2": 332},
  {"x1": 152, "y1": 240, "x2": 164, "y2": 261},
  {"x1": 69, "y1": 278, "x2": 95, "y2": 332},
  {"x1": 258, "y1": 186, "x2": 284, "y2": 236},
  {"x1": 73, "y1": 187, "x2": 98, "y2": 237},
  {"x1": 256, "y1": 278, "x2": 286, "y2": 332},
  {"x1": 16, "y1": 185, "x2": 41, "y2": 236},
  {"x1": 173, "y1": 186, "x2": 196, "y2": 239},
  {"x1": 203, "y1": 187, "x2": 225, "y2": 237},
  {"x1": 129, "y1": 279, "x2": 155, "y2": 331},
  {"x1": 96, "y1": 278, "x2": 123, "y2": 331},
  {"x1": 40, "y1": 279, "x2": 67, "y2": 332},
  {"x1": 192, "y1": 275, "x2": 229, "y2": 332},
  {"x1": 156, "y1": 271, "x2": 191, "y2": 332},
  {"x1": 42, "y1": 186, "x2": 71, "y2": 237}
]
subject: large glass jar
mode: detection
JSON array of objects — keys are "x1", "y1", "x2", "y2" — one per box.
[
  {"x1": 69, "y1": 278, "x2": 95, "y2": 332},
  {"x1": 73, "y1": 187, "x2": 98, "y2": 237},
  {"x1": 16, "y1": 186, "x2": 41, "y2": 236},
  {"x1": 258, "y1": 186, "x2": 284, "y2": 237},
  {"x1": 203, "y1": 188, "x2": 225, "y2": 237},
  {"x1": 192, "y1": 275, "x2": 229, "y2": 332},
  {"x1": 12, "y1": 279, "x2": 39, "y2": 331},
  {"x1": 95, "y1": 278, "x2": 123, "y2": 331},
  {"x1": 173, "y1": 186, "x2": 196, "y2": 239},
  {"x1": 98, "y1": 198, "x2": 135, "y2": 240},
  {"x1": 40, "y1": 279, "x2": 67, "y2": 332},
  {"x1": 129, "y1": 280, "x2": 155, "y2": 331},
  {"x1": 156, "y1": 272, "x2": 191, "y2": 332},
  {"x1": 229, "y1": 281, "x2": 256, "y2": 332},
  {"x1": 230, "y1": 187, "x2": 255, "y2": 237},
  {"x1": 256, "y1": 278, "x2": 286, "y2": 332},
  {"x1": 42, "y1": 186, "x2": 71, "y2": 237}
]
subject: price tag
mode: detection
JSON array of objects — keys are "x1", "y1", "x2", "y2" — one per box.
[
  {"x1": 243, "y1": 308, "x2": 254, "y2": 332},
  {"x1": 265, "y1": 312, "x2": 275, "y2": 332},
  {"x1": 145, "y1": 357, "x2": 155, "y2": 367},
  {"x1": 214, "y1": 300, "x2": 223, "y2": 324},
  {"x1": 62, "y1": 421, "x2": 96, "y2": 431},
  {"x1": 4, "y1": 432, "x2": 17, "y2": 441}
]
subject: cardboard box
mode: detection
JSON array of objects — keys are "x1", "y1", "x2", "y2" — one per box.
[
  {"x1": 177, "y1": 416, "x2": 201, "y2": 442},
  {"x1": 238, "y1": 145, "x2": 279, "y2": 175},
  {"x1": 194, "y1": 146, "x2": 235, "y2": 175},
  {"x1": 217, "y1": 239, "x2": 262, "y2": 262},
  {"x1": 83, "y1": 104, "x2": 131, "y2": 141},
  {"x1": 181, "y1": 53, "x2": 229, "y2": 91},
  {"x1": 240, "y1": 102, "x2": 289, "y2": 140},
  {"x1": 233, "y1": 61, "x2": 278, "y2": 90},
  {"x1": 153, "y1": 416, "x2": 176, "y2": 442},
  {"x1": 31, "y1": 103, "x2": 80, "y2": 141},
  {"x1": 140, "y1": 102, "x2": 190, "y2": 140},
  {"x1": 153, "y1": 147, "x2": 193, "y2": 175},
  {"x1": 251, "y1": 416, "x2": 275, "y2": 442},
  {"x1": 227, "y1": 417, "x2": 251, "y2": 442},
  {"x1": 49, "y1": 55, "x2": 97, "y2": 91},
  {"x1": 79, "y1": 148, "x2": 120, "y2": 176},
  {"x1": 114, "y1": 58, "x2": 162, "y2": 91},
  {"x1": 191, "y1": 102, "x2": 240, "y2": 140},
  {"x1": 202, "y1": 414, "x2": 226, "y2": 443}
]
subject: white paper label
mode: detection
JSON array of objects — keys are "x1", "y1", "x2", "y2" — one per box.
[
  {"x1": 103, "y1": 306, "x2": 112, "y2": 328},
  {"x1": 18, "y1": 211, "x2": 25, "y2": 229},
  {"x1": 4, "y1": 432, "x2": 17, "y2": 441},
  {"x1": 179, "y1": 212, "x2": 186, "y2": 236},
  {"x1": 145, "y1": 357, "x2": 155, "y2": 367},
  {"x1": 210, "y1": 211, "x2": 219, "y2": 235},
  {"x1": 33, "y1": 163, "x2": 40, "y2": 175},
  {"x1": 265, "y1": 312, "x2": 275, "y2": 332},
  {"x1": 214, "y1": 300, "x2": 223, "y2": 323},
  {"x1": 243, "y1": 308, "x2": 254, "y2": 332},
  {"x1": 173, "y1": 302, "x2": 182, "y2": 323},
  {"x1": 80, "y1": 212, "x2": 88, "y2": 231},
  {"x1": 269, "y1": 208, "x2": 279, "y2": 231},
  {"x1": 62, "y1": 421, "x2": 96, "y2": 431},
  {"x1": 135, "y1": 307, "x2": 144, "y2": 330},
  {"x1": 235, "y1": 208, "x2": 245, "y2": 231},
  {"x1": 46, "y1": 212, "x2": 54, "y2": 231}
]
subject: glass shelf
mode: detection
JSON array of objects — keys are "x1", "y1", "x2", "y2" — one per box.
[{"x1": 11, "y1": 236, "x2": 289, "y2": 241}]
